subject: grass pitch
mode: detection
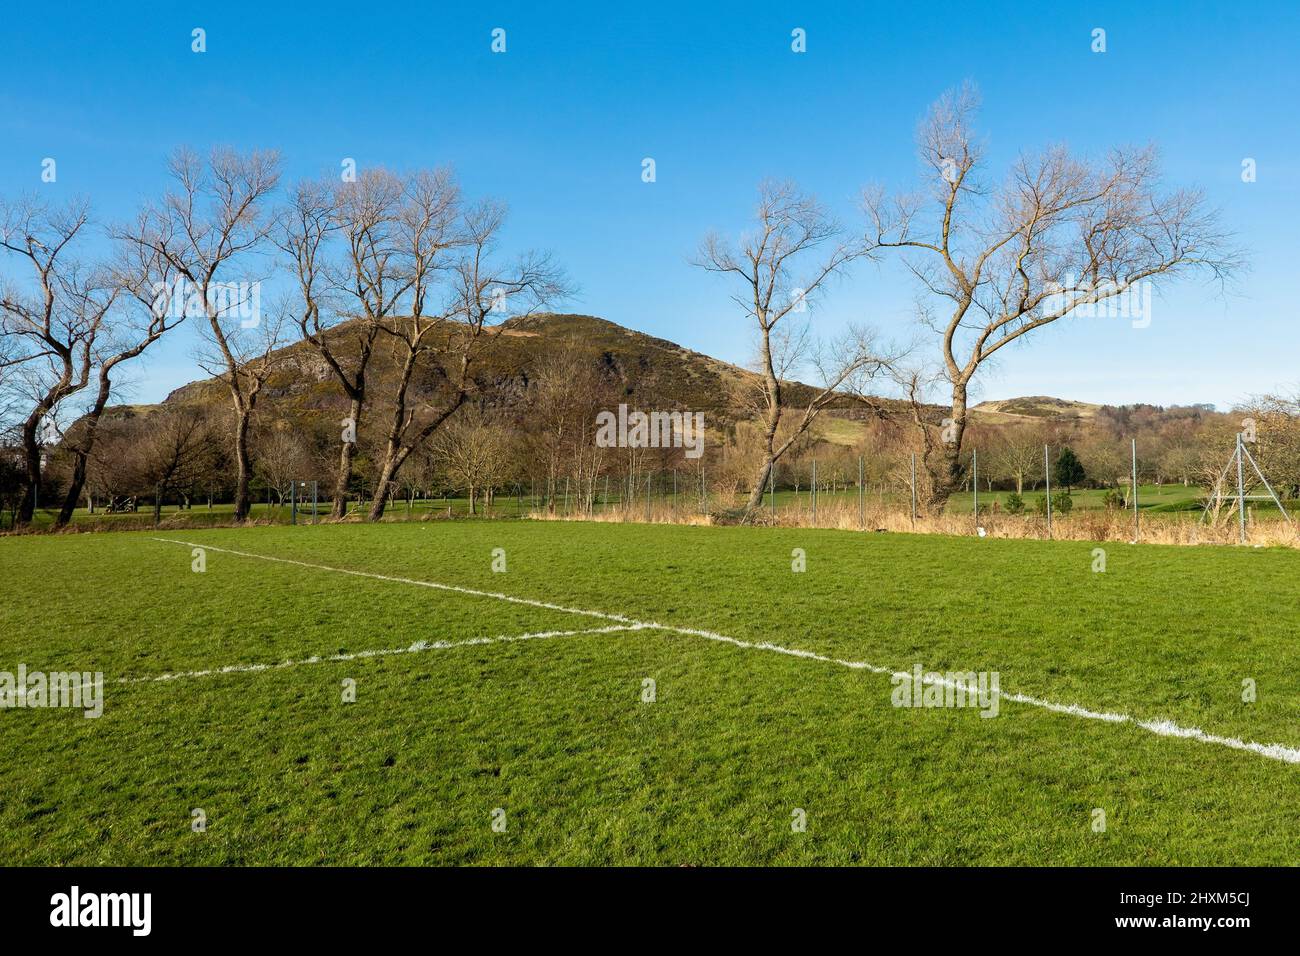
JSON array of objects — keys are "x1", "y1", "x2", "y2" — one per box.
[{"x1": 1, "y1": 520, "x2": 1297, "y2": 865}]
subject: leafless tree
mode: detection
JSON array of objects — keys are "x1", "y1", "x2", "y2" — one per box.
[
  {"x1": 697, "y1": 180, "x2": 892, "y2": 513},
  {"x1": 82, "y1": 414, "x2": 139, "y2": 511},
  {"x1": 0, "y1": 196, "x2": 118, "y2": 525},
  {"x1": 0, "y1": 318, "x2": 30, "y2": 439},
  {"x1": 434, "y1": 405, "x2": 515, "y2": 514},
  {"x1": 992, "y1": 423, "x2": 1046, "y2": 494},
  {"x1": 119, "y1": 147, "x2": 282, "y2": 520},
  {"x1": 527, "y1": 349, "x2": 619, "y2": 514},
  {"x1": 280, "y1": 169, "x2": 415, "y2": 517},
  {"x1": 1240, "y1": 393, "x2": 1300, "y2": 497},
  {"x1": 368, "y1": 189, "x2": 567, "y2": 520},
  {"x1": 51, "y1": 223, "x2": 187, "y2": 527},
  {"x1": 1158, "y1": 440, "x2": 1199, "y2": 488},
  {"x1": 136, "y1": 405, "x2": 219, "y2": 523},
  {"x1": 253, "y1": 425, "x2": 313, "y2": 505},
  {"x1": 864, "y1": 85, "x2": 1240, "y2": 509}
]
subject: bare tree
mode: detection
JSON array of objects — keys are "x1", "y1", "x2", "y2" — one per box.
[
  {"x1": 697, "y1": 180, "x2": 891, "y2": 513},
  {"x1": 992, "y1": 423, "x2": 1046, "y2": 494},
  {"x1": 527, "y1": 349, "x2": 619, "y2": 514},
  {"x1": 0, "y1": 196, "x2": 118, "y2": 526},
  {"x1": 280, "y1": 170, "x2": 413, "y2": 517},
  {"x1": 1240, "y1": 393, "x2": 1300, "y2": 498},
  {"x1": 368, "y1": 188, "x2": 566, "y2": 520},
  {"x1": 0, "y1": 314, "x2": 31, "y2": 440},
  {"x1": 864, "y1": 85, "x2": 1240, "y2": 509},
  {"x1": 434, "y1": 405, "x2": 514, "y2": 515},
  {"x1": 120, "y1": 147, "x2": 282, "y2": 520},
  {"x1": 82, "y1": 413, "x2": 139, "y2": 512},
  {"x1": 1076, "y1": 435, "x2": 1128, "y2": 491},
  {"x1": 135, "y1": 405, "x2": 219, "y2": 524},
  {"x1": 253, "y1": 424, "x2": 313, "y2": 505},
  {"x1": 52, "y1": 223, "x2": 186, "y2": 527}
]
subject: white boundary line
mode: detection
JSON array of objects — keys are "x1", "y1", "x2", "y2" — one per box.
[
  {"x1": 149, "y1": 537, "x2": 1300, "y2": 766},
  {"x1": 14, "y1": 625, "x2": 645, "y2": 698},
  {"x1": 114, "y1": 625, "x2": 646, "y2": 687}
]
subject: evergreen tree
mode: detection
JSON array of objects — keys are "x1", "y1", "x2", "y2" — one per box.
[{"x1": 1053, "y1": 447, "x2": 1086, "y2": 492}]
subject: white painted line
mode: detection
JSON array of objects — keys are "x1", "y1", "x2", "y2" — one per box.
[
  {"x1": 152, "y1": 537, "x2": 638, "y2": 624},
  {"x1": 112, "y1": 624, "x2": 645, "y2": 687},
  {"x1": 149, "y1": 537, "x2": 1300, "y2": 766}
]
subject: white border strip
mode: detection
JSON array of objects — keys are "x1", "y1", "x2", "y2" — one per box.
[{"x1": 148, "y1": 537, "x2": 1300, "y2": 766}]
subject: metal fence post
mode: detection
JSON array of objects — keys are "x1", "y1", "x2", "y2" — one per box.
[
  {"x1": 1131, "y1": 438, "x2": 1138, "y2": 541},
  {"x1": 1044, "y1": 445, "x2": 1052, "y2": 539},
  {"x1": 1236, "y1": 431, "x2": 1247, "y2": 544},
  {"x1": 972, "y1": 449, "x2": 978, "y2": 526}
]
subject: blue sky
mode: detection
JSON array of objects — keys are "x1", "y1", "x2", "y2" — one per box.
[{"x1": 2, "y1": 1, "x2": 1297, "y2": 409}]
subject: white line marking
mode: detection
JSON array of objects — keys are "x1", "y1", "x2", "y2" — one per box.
[
  {"x1": 150, "y1": 537, "x2": 1300, "y2": 766},
  {"x1": 154, "y1": 537, "x2": 639, "y2": 624},
  {"x1": 107, "y1": 625, "x2": 645, "y2": 687}
]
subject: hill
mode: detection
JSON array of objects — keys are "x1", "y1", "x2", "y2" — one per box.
[
  {"x1": 143, "y1": 313, "x2": 1109, "y2": 445},
  {"x1": 156, "y1": 312, "x2": 842, "y2": 428},
  {"x1": 970, "y1": 396, "x2": 1102, "y2": 423}
]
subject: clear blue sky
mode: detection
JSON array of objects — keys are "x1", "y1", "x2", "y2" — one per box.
[{"x1": 3, "y1": 1, "x2": 1297, "y2": 409}]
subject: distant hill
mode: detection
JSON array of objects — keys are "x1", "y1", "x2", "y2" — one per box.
[
  {"x1": 143, "y1": 314, "x2": 1112, "y2": 442},
  {"x1": 156, "y1": 313, "x2": 831, "y2": 428},
  {"x1": 971, "y1": 396, "x2": 1102, "y2": 423}
]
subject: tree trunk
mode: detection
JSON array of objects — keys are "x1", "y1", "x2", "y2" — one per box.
[
  {"x1": 16, "y1": 412, "x2": 44, "y2": 526},
  {"x1": 55, "y1": 369, "x2": 118, "y2": 528},
  {"x1": 745, "y1": 458, "x2": 772, "y2": 513},
  {"x1": 331, "y1": 395, "x2": 362, "y2": 518},
  {"x1": 926, "y1": 383, "x2": 969, "y2": 511},
  {"x1": 56, "y1": 451, "x2": 89, "y2": 528},
  {"x1": 745, "y1": 328, "x2": 782, "y2": 513},
  {"x1": 233, "y1": 410, "x2": 253, "y2": 521},
  {"x1": 367, "y1": 454, "x2": 402, "y2": 522}
]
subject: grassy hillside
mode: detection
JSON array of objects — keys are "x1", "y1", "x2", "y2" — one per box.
[
  {"x1": 122, "y1": 312, "x2": 954, "y2": 445},
  {"x1": 156, "y1": 312, "x2": 835, "y2": 427},
  {"x1": 971, "y1": 396, "x2": 1102, "y2": 423}
]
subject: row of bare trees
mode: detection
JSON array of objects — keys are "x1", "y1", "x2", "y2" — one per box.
[
  {"x1": 0, "y1": 150, "x2": 567, "y2": 528},
  {"x1": 278, "y1": 165, "x2": 567, "y2": 520},
  {"x1": 2, "y1": 86, "x2": 1241, "y2": 527},
  {"x1": 698, "y1": 84, "x2": 1237, "y2": 515}
]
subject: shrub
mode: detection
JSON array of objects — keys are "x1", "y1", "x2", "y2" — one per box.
[
  {"x1": 1051, "y1": 491, "x2": 1074, "y2": 514},
  {"x1": 1033, "y1": 494, "x2": 1049, "y2": 516},
  {"x1": 1101, "y1": 487, "x2": 1125, "y2": 510},
  {"x1": 1004, "y1": 492, "x2": 1025, "y2": 515}
]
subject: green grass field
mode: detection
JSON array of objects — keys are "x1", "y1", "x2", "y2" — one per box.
[{"x1": 2, "y1": 519, "x2": 1298, "y2": 865}]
